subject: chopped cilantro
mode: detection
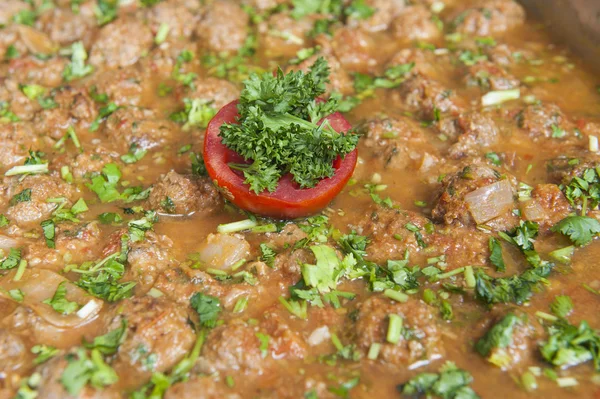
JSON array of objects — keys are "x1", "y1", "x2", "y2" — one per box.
[
  {"x1": 551, "y1": 215, "x2": 600, "y2": 246},
  {"x1": 475, "y1": 313, "x2": 521, "y2": 358},
  {"x1": 259, "y1": 243, "x2": 277, "y2": 267},
  {"x1": 550, "y1": 295, "x2": 573, "y2": 318},
  {"x1": 190, "y1": 292, "x2": 221, "y2": 328},
  {"x1": 89, "y1": 102, "x2": 119, "y2": 132},
  {"x1": 9, "y1": 188, "x2": 32, "y2": 206},
  {"x1": 120, "y1": 143, "x2": 147, "y2": 164},
  {"x1": 31, "y1": 344, "x2": 59, "y2": 365},
  {"x1": 98, "y1": 212, "x2": 123, "y2": 224},
  {"x1": 40, "y1": 219, "x2": 56, "y2": 249},
  {"x1": 540, "y1": 319, "x2": 600, "y2": 370},
  {"x1": 0, "y1": 248, "x2": 22, "y2": 270},
  {"x1": 63, "y1": 42, "x2": 94, "y2": 82},
  {"x1": 398, "y1": 361, "x2": 480, "y2": 399},
  {"x1": 169, "y1": 98, "x2": 216, "y2": 130},
  {"x1": 95, "y1": 0, "x2": 118, "y2": 25},
  {"x1": 84, "y1": 319, "x2": 128, "y2": 355},
  {"x1": 488, "y1": 237, "x2": 505, "y2": 272},
  {"x1": 190, "y1": 152, "x2": 208, "y2": 176},
  {"x1": 43, "y1": 281, "x2": 80, "y2": 315},
  {"x1": 60, "y1": 348, "x2": 118, "y2": 396},
  {"x1": 0, "y1": 215, "x2": 10, "y2": 228}
]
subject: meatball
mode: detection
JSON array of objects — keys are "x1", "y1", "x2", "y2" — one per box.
[
  {"x1": 89, "y1": 17, "x2": 153, "y2": 69},
  {"x1": 355, "y1": 205, "x2": 436, "y2": 264},
  {"x1": 34, "y1": 355, "x2": 121, "y2": 399},
  {"x1": 475, "y1": 311, "x2": 539, "y2": 370},
  {"x1": 61, "y1": 146, "x2": 121, "y2": 181},
  {"x1": 146, "y1": 1, "x2": 198, "y2": 40},
  {"x1": 186, "y1": 77, "x2": 240, "y2": 110},
  {"x1": 546, "y1": 154, "x2": 600, "y2": 185},
  {"x1": 386, "y1": 48, "x2": 452, "y2": 83},
  {"x1": 516, "y1": 103, "x2": 575, "y2": 141},
  {"x1": 37, "y1": 4, "x2": 97, "y2": 46},
  {"x1": 0, "y1": 122, "x2": 46, "y2": 171},
  {"x1": 146, "y1": 171, "x2": 223, "y2": 216},
  {"x1": 394, "y1": 73, "x2": 464, "y2": 120},
  {"x1": 431, "y1": 164, "x2": 519, "y2": 231},
  {"x1": 347, "y1": 0, "x2": 406, "y2": 32},
  {"x1": 6, "y1": 56, "x2": 68, "y2": 87},
  {"x1": 198, "y1": 320, "x2": 271, "y2": 374},
  {"x1": 153, "y1": 264, "x2": 225, "y2": 305},
  {"x1": 464, "y1": 60, "x2": 520, "y2": 91},
  {"x1": 104, "y1": 297, "x2": 196, "y2": 381},
  {"x1": 521, "y1": 184, "x2": 572, "y2": 233},
  {"x1": 33, "y1": 86, "x2": 98, "y2": 139},
  {"x1": 124, "y1": 231, "x2": 178, "y2": 295},
  {"x1": 104, "y1": 107, "x2": 181, "y2": 152},
  {"x1": 360, "y1": 117, "x2": 436, "y2": 171},
  {"x1": 86, "y1": 66, "x2": 145, "y2": 107},
  {"x1": 450, "y1": 0, "x2": 526, "y2": 36},
  {"x1": 260, "y1": 13, "x2": 315, "y2": 59},
  {"x1": 26, "y1": 222, "x2": 104, "y2": 270},
  {"x1": 0, "y1": 174, "x2": 76, "y2": 230},
  {"x1": 196, "y1": 0, "x2": 249, "y2": 54},
  {"x1": 350, "y1": 296, "x2": 443, "y2": 366},
  {"x1": 438, "y1": 112, "x2": 500, "y2": 159},
  {"x1": 0, "y1": 328, "x2": 28, "y2": 374},
  {"x1": 329, "y1": 27, "x2": 377, "y2": 74},
  {"x1": 392, "y1": 6, "x2": 442, "y2": 43},
  {"x1": 0, "y1": 78, "x2": 40, "y2": 120}
]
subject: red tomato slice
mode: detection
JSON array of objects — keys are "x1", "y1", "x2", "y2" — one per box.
[{"x1": 203, "y1": 100, "x2": 358, "y2": 219}]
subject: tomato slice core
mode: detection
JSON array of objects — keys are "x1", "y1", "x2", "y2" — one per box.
[{"x1": 203, "y1": 100, "x2": 358, "y2": 219}]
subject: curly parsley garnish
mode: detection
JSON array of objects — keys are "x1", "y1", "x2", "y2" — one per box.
[{"x1": 219, "y1": 57, "x2": 359, "y2": 194}]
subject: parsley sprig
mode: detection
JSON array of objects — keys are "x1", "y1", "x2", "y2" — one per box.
[{"x1": 219, "y1": 58, "x2": 359, "y2": 194}]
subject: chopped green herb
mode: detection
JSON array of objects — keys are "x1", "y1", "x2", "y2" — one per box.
[
  {"x1": 43, "y1": 281, "x2": 80, "y2": 315},
  {"x1": 551, "y1": 215, "x2": 600, "y2": 246},
  {"x1": 190, "y1": 292, "x2": 221, "y2": 328},
  {"x1": 550, "y1": 295, "x2": 573, "y2": 318},
  {"x1": 63, "y1": 42, "x2": 94, "y2": 81},
  {"x1": 84, "y1": 319, "x2": 128, "y2": 355},
  {"x1": 60, "y1": 348, "x2": 118, "y2": 395},
  {"x1": 40, "y1": 219, "x2": 56, "y2": 249}
]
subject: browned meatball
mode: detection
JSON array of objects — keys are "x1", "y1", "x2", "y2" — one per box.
[
  {"x1": 146, "y1": 1, "x2": 198, "y2": 40},
  {"x1": 146, "y1": 171, "x2": 223, "y2": 216},
  {"x1": 516, "y1": 103, "x2": 576, "y2": 141},
  {"x1": 0, "y1": 122, "x2": 47, "y2": 171},
  {"x1": 198, "y1": 320, "x2": 272, "y2": 374},
  {"x1": 394, "y1": 73, "x2": 464, "y2": 120},
  {"x1": 90, "y1": 17, "x2": 153, "y2": 69},
  {"x1": 546, "y1": 154, "x2": 600, "y2": 185},
  {"x1": 33, "y1": 86, "x2": 98, "y2": 139},
  {"x1": 186, "y1": 77, "x2": 240, "y2": 109},
  {"x1": 438, "y1": 112, "x2": 500, "y2": 159},
  {"x1": 392, "y1": 6, "x2": 442, "y2": 43},
  {"x1": 464, "y1": 60, "x2": 520, "y2": 91},
  {"x1": 521, "y1": 184, "x2": 572, "y2": 233},
  {"x1": 86, "y1": 66, "x2": 145, "y2": 107},
  {"x1": 431, "y1": 163, "x2": 519, "y2": 231},
  {"x1": 104, "y1": 107, "x2": 181, "y2": 152},
  {"x1": 37, "y1": 4, "x2": 97, "y2": 46},
  {"x1": 196, "y1": 0, "x2": 250, "y2": 54},
  {"x1": 360, "y1": 117, "x2": 436, "y2": 171},
  {"x1": 355, "y1": 205, "x2": 436, "y2": 264},
  {"x1": 260, "y1": 12, "x2": 316, "y2": 59},
  {"x1": 0, "y1": 175, "x2": 76, "y2": 230},
  {"x1": 350, "y1": 296, "x2": 444, "y2": 366},
  {"x1": 104, "y1": 296, "x2": 196, "y2": 383},
  {"x1": 329, "y1": 27, "x2": 377, "y2": 74},
  {"x1": 450, "y1": 0, "x2": 526, "y2": 36},
  {"x1": 35, "y1": 355, "x2": 121, "y2": 399}
]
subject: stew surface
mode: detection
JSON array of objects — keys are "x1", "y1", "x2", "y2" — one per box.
[{"x1": 1, "y1": 0, "x2": 600, "y2": 398}]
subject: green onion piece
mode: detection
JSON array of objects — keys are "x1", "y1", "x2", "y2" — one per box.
[
  {"x1": 147, "y1": 288, "x2": 163, "y2": 298},
  {"x1": 386, "y1": 314, "x2": 403, "y2": 344},
  {"x1": 367, "y1": 343, "x2": 381, "y2": 360},
  {"x1": 481, "y1": 88, "x2": 520, "y2": 106},
  {"x1": 464, "y1": 266, "x2": 476, "y2": 288},
  {"x1": 435, "y1": 267, "x2": 465, "y2": 280},
  {"x1": 154, "y1": 23, "x2": 170, "y2": 44},
  {"x1": 548, "y1": 246, "x2": 575, "y2": 264},
  {"x1": 13, "y1": 260, "x2": 28, "y2": 281},
  {"x1": 556, "y1": 377, "x2": 578, "y2": 388},
  {"x1": 217, "y1": 219, "x2": 258, "y2": 234},
  {"x1": 233, "y1": 296, "x2": 249, "y2": 313},
  {"x1": 521, "y1": 371, "x2": 538, "y2": 392},
  {"x1": 5, "y1": 164, "x2": 48, "y2": 176},
  {"x1": 251, "y1": 224, "x2": 278, "y2": 233},
  {"x1": 535, "y1": 311, "x2": 558, "y2": 322},
  {"x1": 384, "y1": 289, "x2": 409, "y2": 303}
]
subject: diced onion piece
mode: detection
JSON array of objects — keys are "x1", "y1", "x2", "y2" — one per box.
[
  {"x1": 521, "y1": 200, "x2": 545, "y2": 222},
  {"x1": 481, "y1": 89, "x2": 520, "y2": 106},
  {"x1": 76, "y1": 299, "x2": 101, "y2": 319},
  {"x1": 465, "y1": 180, "x2": 515, "y2": 224},
  {"x1": 308, "y1": 326, "x2": 330, "y2": 346},
  {"x1": 198, "y1": 233, "x2": 251, "y2": 270},
  {"x1": 147, "y1": 287, "x2": 164, "y2": 298},
  {"x1": 0, "y1": 269, "x2": 101, "y2": 327},
  {"x1": 0, "y1": 235, "x2": 19, "y2": 250},
  {"x1": 589, "y1": 135, "x2": 599, "y2": 152}
]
